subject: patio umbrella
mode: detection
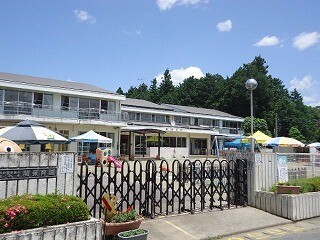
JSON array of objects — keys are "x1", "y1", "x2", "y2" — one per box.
[
  {"x1": 307, "y1": 142, "x2": 320, "y2": 148},
  {"x1": 262, "y1": 137, "x2": 305, "y2": 147},
  {"x1": 69, "y1": 130, "x2": 112, "y2": 143},
  {"x1": 246, "y1": 131, "x2": 271, "y2": 144},
  {"x1": 0, "y1": 120, "x2": 68, "y2": 144}
]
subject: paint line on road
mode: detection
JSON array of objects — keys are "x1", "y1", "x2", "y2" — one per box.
[
  {"x1": 263, "y1": 228, "x2": 287, "y2": 235},
  {"x1": 164, "y1": 220, "x2": 198, "y2": 239}
]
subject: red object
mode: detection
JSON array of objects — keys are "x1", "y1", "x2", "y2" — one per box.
[{"x1": 102, "y1": 195, "x2": 113, "y2": 211}]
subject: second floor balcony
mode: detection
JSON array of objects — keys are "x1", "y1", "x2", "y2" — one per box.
[{"x1": 0, "y1": 101, "x2": 125, "y2": 124}]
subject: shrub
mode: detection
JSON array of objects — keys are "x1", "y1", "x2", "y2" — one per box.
[
  {"x1": 0, "y1": 194, "x2": 90, "y2": 234},
  {"x1": 270, "y1": 176, "x2": 320, "y2": 193}
]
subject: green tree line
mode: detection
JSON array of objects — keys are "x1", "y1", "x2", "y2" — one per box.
[{"x1": 117, "y1": 56, "x2": 320, "y2": 142}]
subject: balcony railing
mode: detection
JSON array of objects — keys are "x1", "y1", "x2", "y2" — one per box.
[{"x1": 0, "y1": 101, "x2": 124, "y2": 123}]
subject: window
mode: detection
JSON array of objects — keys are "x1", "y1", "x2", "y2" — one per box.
[
  {"x1": 101, "y1": 100, "x2": 108, "y2": 113},
  {"x1": 128, "y1": 112, "x2": 135, "y2": 121},
  {"x1": 34, "y1": 93, "x2": 53, "y2": 109},
  {"x1": 101, "y1": 100, "x2": 116, "y2": 114},
  {"x1": 162, "y1": 137, "x2": 186, "y2": 148},
  {"x1": 135, "y1": 113, "x2": 141, "y2": 121},
  {"x1": 5, "y1": 90, "x2": 18, "y2": 102},
  {"x1": 177, "y1": 137, "x2": 186, "y2": 147},
  {"x1": 4, "y1": 90, "x2": 32, "y2": 114},
  {"x1": 155, "y1": 114, "x2": 170, "y2": 123},
  {"x1": 141, "y1": 113, "x2": 152, "y2": 122},
  {"x1": 61, "y1": 96, "x2": 69, "y2": 110},
  {"x1": 34, "y1": 92, "x2": 43, "y2": 107},
  {"x1": 69, "y1": 97, "x2": 78, "y2": 110},
  {"x1": 174, "y1": 116, "x2": 190, "y2": 125},
  {"x1": 108, "y1": 101, "x2": 116, "y2": 112},
  {"x1": 0, "y1": 89, "x2": 3, "y2": 105}
]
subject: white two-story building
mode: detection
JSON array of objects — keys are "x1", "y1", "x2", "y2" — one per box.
[
  {"x1": 0, "y1": 72, "x2": 126, "y2": 154},
  {"x1": 0, "y1": 72, "x2": 244, "y2": 159}
]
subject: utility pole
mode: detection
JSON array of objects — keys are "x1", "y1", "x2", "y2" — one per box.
[{"x1": 275, "y1": 113, "x2": 278, "y2": 137}]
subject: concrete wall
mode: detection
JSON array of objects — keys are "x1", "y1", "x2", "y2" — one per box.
[
  {"x1": 0, "y1": 152, "x2": 77, "y2": 199},
  {"x1": 0, "y1": 218, "x2": 102, "y2": 240},
  {"x1": 252, "y1": 191, "x2": 320, "y2": 221}
]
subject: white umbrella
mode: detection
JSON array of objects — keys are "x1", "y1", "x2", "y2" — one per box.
[
  {"x1": 307, "y1": 142, "x2": 320, "y2": 148},
  {"x1": 0, "y1": 120, "x2": 68, "y2": 144},
  {"x1": 262, "y1": 137, "x2": 305, "y2": 147},
  {"x1": 69, "y1": 130, "x2": 112, "y2": 144}
]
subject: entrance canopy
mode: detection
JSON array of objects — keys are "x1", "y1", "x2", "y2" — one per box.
[{"x1": 69, "y1": 130, "x2": 112, "y2": 143}]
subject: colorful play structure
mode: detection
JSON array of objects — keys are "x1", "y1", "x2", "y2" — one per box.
[{"x1": 96, "y1": 147, "x2": 122, "y2": 168}]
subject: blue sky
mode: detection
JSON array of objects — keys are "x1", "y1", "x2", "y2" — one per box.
[{"x1": 1, "y1": 0, "x2": 319, "y2": 106}]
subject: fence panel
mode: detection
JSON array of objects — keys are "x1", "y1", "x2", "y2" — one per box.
[
  {"x1": 254, "y1": 152, "x2": 320, "y2": 191},
  {"x1": 77, "y1": 158, "x2": 248, "y2": 218}
]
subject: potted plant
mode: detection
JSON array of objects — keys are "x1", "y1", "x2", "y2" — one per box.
[
  {"x1": 103, "y1": 207, "x2": 143, "y2": 236},
  {"x1": 118, "y1": 228, "x2": 149, "y2": 240},
  {"x1": 102, "y1": 193, "x2": 143, "y2": 237},
  {"x1": 277, "y1": 182, "x2": 301, "y2": 194}
]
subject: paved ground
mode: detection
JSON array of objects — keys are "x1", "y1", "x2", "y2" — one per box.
[{"x1": 140, "y1": 206, "x2": 291, "y2": 240}]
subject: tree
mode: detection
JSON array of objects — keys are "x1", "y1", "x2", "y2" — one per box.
[
  {"x1": 158, "y1": 69, "x2": 176, "y2": 104},
  {"x1": 243, "y1": 117, "x2": 269, "y2": 135},
  {"x1": 116, "y1": 87, "x2": 124, "y2": 95},
  {"x1": 149, "y1": 78, "x2": 159, "y2": 103},
  {"x1": 289, "y1": 127, "x2": 306, "y2": 142}
]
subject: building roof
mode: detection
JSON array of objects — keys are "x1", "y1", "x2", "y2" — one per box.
[
  {"x1": 122, "y1": 98, "x2": 173, "y2": 111},
  {"x1": 0, "y1": 72, "x2": 118, "y2": 96},
  {"x1": 163, "y1": 104, "x2": 243, "y2": 120}
]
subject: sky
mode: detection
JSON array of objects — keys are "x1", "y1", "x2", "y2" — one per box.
[{"x1": 1, "y1": 0, "x2": 319, "y2": 106}]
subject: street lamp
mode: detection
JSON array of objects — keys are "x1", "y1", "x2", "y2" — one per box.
[{"x1": 245, "y1": 78, "x2": 258, "y2": 154}]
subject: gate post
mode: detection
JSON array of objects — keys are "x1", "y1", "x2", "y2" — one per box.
[{"x1": 247, "y1": 153, "x2": 257, "y2": 206}]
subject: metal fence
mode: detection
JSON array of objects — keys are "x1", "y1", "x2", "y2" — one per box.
[{"x1": 77, "y1": 158, "x2": 248, "y2": 219}]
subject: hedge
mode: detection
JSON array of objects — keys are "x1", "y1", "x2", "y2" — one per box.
[{"x1": 0, "y1": 194, "x2": 90, "y2": 234}]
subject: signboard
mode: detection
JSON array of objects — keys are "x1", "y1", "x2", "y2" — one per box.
[
  {"x1": 60, "y1": 154, "x2": 74, "y2": 173},
  {"x1": 0, "y1": 167, "x2": 57, "y2": 181},
  {"x1": 277, "y1": 155, "x2": 288, "y2": 183}
]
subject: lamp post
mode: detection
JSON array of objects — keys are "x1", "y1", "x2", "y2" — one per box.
[{"x1": 245, "y1": 78, "x2": 258, "y2": 154}]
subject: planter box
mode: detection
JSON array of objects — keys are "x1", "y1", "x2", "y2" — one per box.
[
  {"x1": 118, "y1": 229, "x2": 149, "y2": 240},
  {"x1": 252, "y1": 191, "x2": 320, "y2": 221},
  {"x1": 0, "y1": 218, "x2": 102, "y2": 240},
  {"x1": 277, "y1": 185, "x2": 301, "y2": 194},
  {"x1": 103, "y1": 218, "x2": 142, "y2": 236}
]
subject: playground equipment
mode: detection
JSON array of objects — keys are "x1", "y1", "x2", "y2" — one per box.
[{"x1": 96, "y1": 147, "x2": 122, "y2": 168}]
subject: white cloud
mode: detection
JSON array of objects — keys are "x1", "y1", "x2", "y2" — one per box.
[
  {"x1": 73, "y1": 9, "x2": 96, "y2": 24},
  {"x1": 216, "y1": 20, "x2": 232, "y2": 32},
  {"x1": 289, "y1": 75, "x2": 313, "y2": 91},
  {"x1": 155, "y1": 66, "x2": 205, "y2": 85},
  {"x1": 253, "y1": 36, "x2": 280, "y2": 47},
  {"x1": 156, "y1": 0, "x2": 209, "y2": 11},
  {"x1": 292, "y1": 32, "x2": 320, "y2": 50},
  {"x1": 289, "y1": 75, "x2": 320, "y2": 106}
]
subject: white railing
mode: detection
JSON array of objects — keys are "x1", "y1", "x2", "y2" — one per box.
[{"x1": 0, "y1": 101, "x2": 123, "y2": 122}]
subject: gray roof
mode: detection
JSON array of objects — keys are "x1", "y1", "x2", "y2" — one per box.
[
  {"x1": 0, "y1": 72, "x2": 117, "y2": 95},
  {"x1": 122, "y1": 98, "x2": 173, "y2": 111},
  {"x1": 163, "y1": 104, "x2": 242, "y2": 119}
]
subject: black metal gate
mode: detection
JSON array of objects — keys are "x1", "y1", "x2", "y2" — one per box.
[{"x1": 77, "y1": 158, "x2": 247, "y2": 219}]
